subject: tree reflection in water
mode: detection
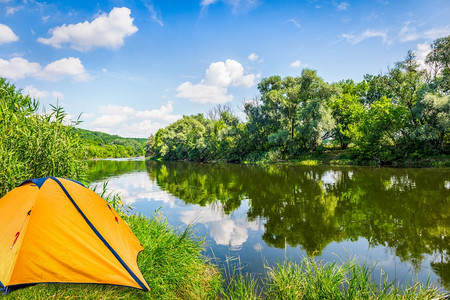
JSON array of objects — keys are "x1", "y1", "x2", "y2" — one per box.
[{"x1": 146, "y1": 161, "x2": 450, "y2": 289}]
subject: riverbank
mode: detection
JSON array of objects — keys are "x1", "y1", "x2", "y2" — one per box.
[
  {"x1": 148, "y1": 149, "x2": 450, "y2": 168},
  {"x1": 4, "y1": 214, "x2": 446, "y2": 299}
]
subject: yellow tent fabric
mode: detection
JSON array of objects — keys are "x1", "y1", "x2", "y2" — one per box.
[{"x1": 0, "y1": 177, "x2": 150, "y2": 294}]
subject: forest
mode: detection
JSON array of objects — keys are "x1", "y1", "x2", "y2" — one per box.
[
  {"x1": 75, "y1": 128, "x2": 146, "y2": 158},
  {"x1": 147, "y1": 36, "x2": 450, "y2": 165}
]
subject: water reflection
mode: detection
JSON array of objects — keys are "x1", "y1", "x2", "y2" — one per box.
[
  {"x1": 87, "y1": 160, "x2": 450, "y2": 289},
  {"x1": 145, "y1": 162, "x2": 450, "y2": 287}
]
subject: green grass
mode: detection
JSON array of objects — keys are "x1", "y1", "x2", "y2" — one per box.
[
  {"x1": 229, "y1": 258, "x2": 445, "y2": 300},
  {"x1": 5, "y1": 213, "x2": 222, "y2": 300}
]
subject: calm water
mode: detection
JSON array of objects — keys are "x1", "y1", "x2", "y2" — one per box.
[{"x1": 87, "y1": 159, "x2": 450, "y2": 289}]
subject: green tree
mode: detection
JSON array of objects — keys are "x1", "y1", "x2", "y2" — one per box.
[
  {"x1": 412, "y1": 93, "x2": 450, "y2": 152},
  {"x1": 426, "y1": 35, "x2": 450, "y2": 94},
  {"x1": 351, "y1": 96, "x2": 410, "y2": 161},
  {"x1": 295, "y1": 70, "x2": 337, "y2": 151},
  {"x1": 331, "y1": 81, "x2": 364, "y2": 149}
]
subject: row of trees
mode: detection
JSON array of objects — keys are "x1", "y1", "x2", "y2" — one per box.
[
  {"x1": 76, "y1": 128, "x2": 147, "y2": 158},
  {"x1": 147, "y1": 36, "x2": 450, "y2": 163}
]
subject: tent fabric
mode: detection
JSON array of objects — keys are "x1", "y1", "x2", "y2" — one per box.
[{"x1": 0, "y1": 177, "x2": 150, "y2": 294}]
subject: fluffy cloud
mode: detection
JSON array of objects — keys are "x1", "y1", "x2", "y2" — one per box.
[
  {"x1": 180, "y1": 203, "x2": 262, "y2": 249},
  {"x1": 24, "y1": 85, "x2": 65, "y2": 101},
  {"x1": 341, "y1": 29, "x2": 389, "y2": 45},
  {"x1": 0, "y1": 24, "x2": 19, "y2": 44},
  {"x1": 248, "y1": 53, "x2": 258, "y2": 61},
  {"x1": 176, "y1": 59, "x2": 259, "y2": 104},
  {"x1": 290, "y1": 60, "x2": 302, "y2": 68},
  {"x1": 90, "y1": 102, "x2": 181, "y2": 137},
  {"x1": 24, "y1": 85, "x2": 49, "y2": 99},
  {"x1": 38, "y1": 7, "x2": 138, "y2": 51},
  {"x1": 0, "y1": 57, "x2": 88, "y2": 81},
  {"x1": 38, "y1": 57, "x2": 88, "y2": 81},
  {"x1": 0, "y1": 57, "x2": 40, "y2": 80},
  {"x1": 415, "y1": 42, "x2": 432, "y2": 70}
]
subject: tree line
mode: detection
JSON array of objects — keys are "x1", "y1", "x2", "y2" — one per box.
[
  {"x1": 147, "y1": 36, "x2": 450, "y2": 164},
  {"x1": 75, "y1": 128, "x2": 146, "y2": 158}
]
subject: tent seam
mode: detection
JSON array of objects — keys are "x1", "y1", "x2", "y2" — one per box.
[{"x1": 50, "y1": 177, "x2": 148, "y2": 291}]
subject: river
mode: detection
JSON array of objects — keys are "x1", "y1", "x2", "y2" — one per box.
[{"x1": 87, "y1": 159, "x2": 450, "y2": 290}]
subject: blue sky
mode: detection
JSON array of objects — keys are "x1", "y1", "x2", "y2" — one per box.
[{"x1": 0, "y1": 0, "x2": 449, "y2": 137}]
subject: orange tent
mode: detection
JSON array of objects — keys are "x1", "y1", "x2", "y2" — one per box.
[{"x1": 0, "y1": 177, "x2": 149, "y2": 294}]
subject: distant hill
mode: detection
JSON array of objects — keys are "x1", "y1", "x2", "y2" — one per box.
[{"x1": 74, "y1": 128, "x2": 147, "y2": 158}]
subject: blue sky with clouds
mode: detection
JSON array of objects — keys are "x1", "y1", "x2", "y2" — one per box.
[{"x1": 0, "y1": 0, "x2": 449, "y2": 137}]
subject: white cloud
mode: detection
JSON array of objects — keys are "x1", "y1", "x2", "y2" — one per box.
[
  {"x1": 398, "y1": 24, "x2": 450, "y2": 43},
  {"x1": 177, "y1": 82, "x2": 231, "y2": 104},
  {"x1": 90, "y1": 102, "x2": 181, "y2": 137},
  {"x1": 142, "y1": 1, "x2": 164, "y2": 26},
  {"x1": 0, "y1": 57, "x2": 41, "y2": 80},
  {"x1": 0, "y1": 24, "x2": 19, "y2": 44},
  {"x1": 201, "y1": 0, "x2": 259, "y2": 15},
  {"x1": 24, "y1": 85, "x2": 49, "y2": 99},
  {"x1": 43, "y1": 58, "x2": 88, "y2": 81},
  {"x1": 119, "y1": 120, "x2": 173, "y2": 138},
  {"x1": 176, "y1": 59, "x2": 259, "y2": 104},
  {"x1": 38, "y1": 57, "x2": 89, "y2": 81},
  {"x1": 201, "y1": 0, "x2": 218, "y2": 5},
  {"x1": 399, "y1": 22, "x2": 419, "y2": 42},
  {"x1": 24, "y1": 85, "x2": 65, "y2": 101},
  {"x1": 6, "y1": 6, "x2": 22, "y2": 15},
  {"x1": 341, "y1": 29, "x2": 389, "y2": 45},
  {"x1": 415, "y1": 42, "x2": 432, "y2": 70},
  {"x1": 180, "y1": 203, "x2": 261, "y2": 249},
  {"x1": 422, "y1": 26, "x2": 450, "y2": 40},
  {"x1": 0, "y1": 56, "x2": 88, "y2": 81},
  {"x1": 38, "y1": 7, "x2": 138, "y2": 51},
  {"x1": 336, "y1": 2, "x2": 349, "y2": 11},
  {"x1": 248, "y1": 53, "x2": 258, "y2": 61},
  {"x1": 290, "y1": 60, "x2": 302, "y2": 68},
  {"x1": 253, "y1": 243, "x2": 263, "y2": 251}
]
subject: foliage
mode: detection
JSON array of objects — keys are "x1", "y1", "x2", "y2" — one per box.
[
  {"x1": 76, "y1": 128, "x2": 146, "y2": 158},
  {"x1": 0, "y1": 78, "x2": 85, "y2": 196},
  {"x1": 147, "y1": 36, "x2": 450, "y2": 164}
]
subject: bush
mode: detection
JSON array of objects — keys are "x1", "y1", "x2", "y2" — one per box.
[{"x1": 0, "y1": 78, "x2": 85, "y2": 196}]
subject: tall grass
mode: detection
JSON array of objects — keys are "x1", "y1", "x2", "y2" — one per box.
[
  {"x1": 264, "y1": 258, "x2": 444, "y2": 299},
  {"x1": 0, "y1": 78, "x2": 85, "y2": 197},
  {"x1": 221, "y1": 257, "x2": 262, "y2": 300}
]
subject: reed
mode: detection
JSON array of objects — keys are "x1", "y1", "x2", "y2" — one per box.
[{"x1": 0, "y1": 78, "x2": 86, "y2": 197}]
